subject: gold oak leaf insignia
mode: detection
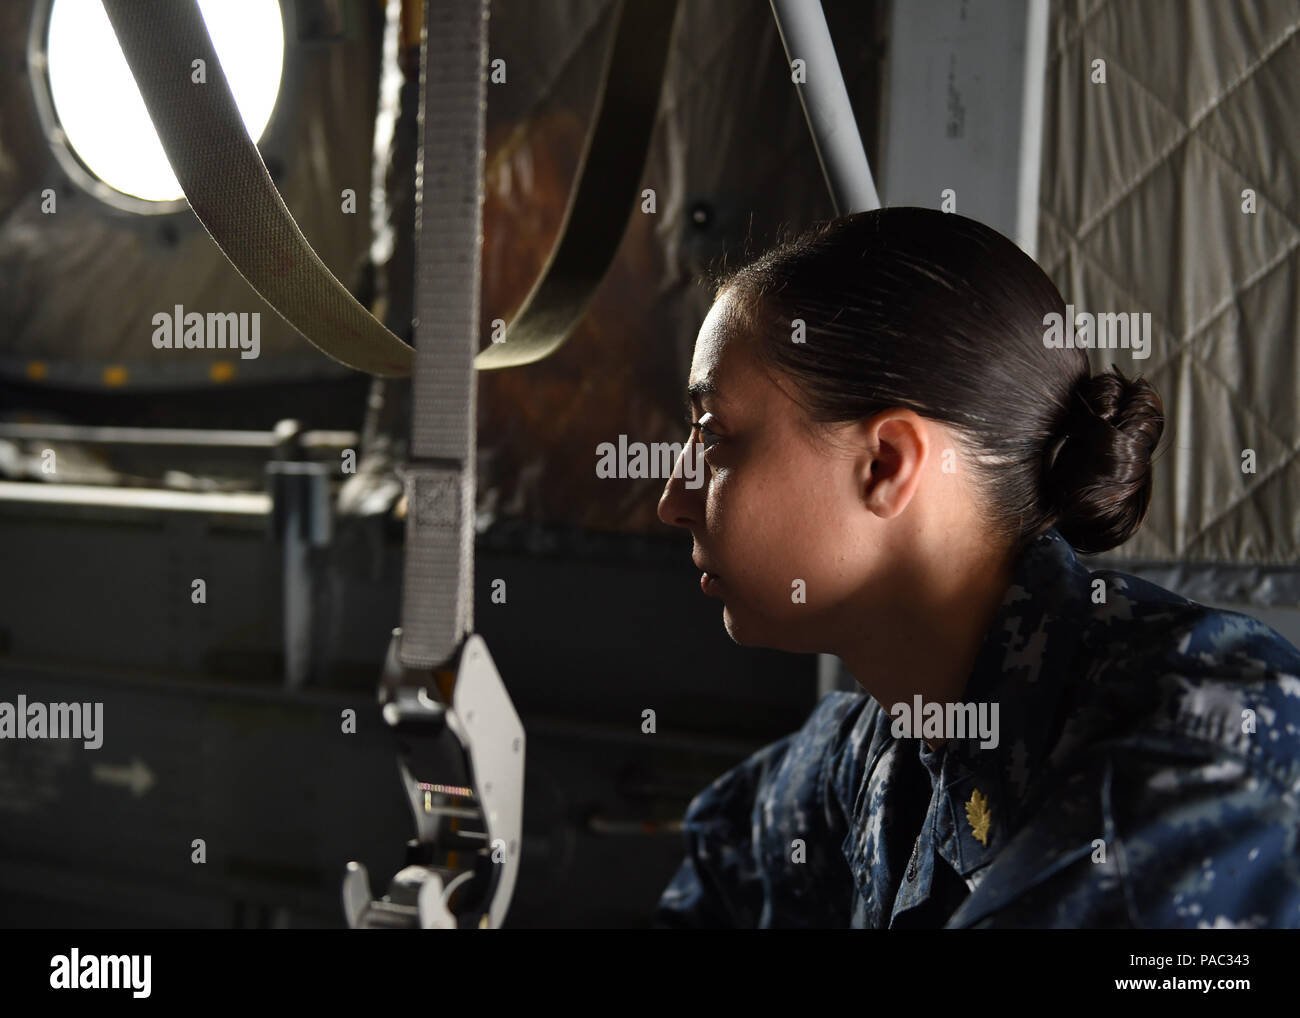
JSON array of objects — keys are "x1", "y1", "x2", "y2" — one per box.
[{"x1": 965, "y1": 788, "x2": 991, "y2": 847}]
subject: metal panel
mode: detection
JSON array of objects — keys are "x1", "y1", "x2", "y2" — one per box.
[{"x1": 881, "y1": 0, "x2": 1048, "y2": 254}]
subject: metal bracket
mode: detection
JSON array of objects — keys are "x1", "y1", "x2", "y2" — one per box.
[{"x1": 343, "y1": 629, "x2": 524, "y2": 929}]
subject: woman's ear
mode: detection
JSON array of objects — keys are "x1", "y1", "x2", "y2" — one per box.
[{"x1": 860, "y1": 410, "x2": 929, "y2": 519}]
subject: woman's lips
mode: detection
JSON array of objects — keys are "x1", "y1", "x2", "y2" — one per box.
[{"x1": 700, "y1": 571, "x2": 721, "y2": 595}]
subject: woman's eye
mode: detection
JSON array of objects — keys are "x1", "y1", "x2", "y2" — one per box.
[{"x1": 687, "y1": 419, "x2": 720, "y2": 449}]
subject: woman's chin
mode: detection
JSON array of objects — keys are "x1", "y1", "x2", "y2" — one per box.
[
  {"x1": 723, "y1": 606, "x2": 824, "y2": 655},
  {"x1": 722, "y1": 605, "x2": 779, "y2": 650},
  {"x1": 721, "y1": 605, "x2": 748, "y2": 645}
]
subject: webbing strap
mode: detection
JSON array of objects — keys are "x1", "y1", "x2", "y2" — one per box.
[
  {"x1": 472, "y1": 0, "x2": 680, "y2": 370},
  {"x1": 101, "y1": 0, "x2": 416, "y2": 377},
  {"x1": 395, "y1": 0, "x2": 487, "y2": 671},
  {"x1": 103, "y1": 0, "x2": 679, "y2": 379}
]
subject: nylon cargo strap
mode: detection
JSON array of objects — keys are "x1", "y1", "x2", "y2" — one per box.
[
  {"x1": 101, "y1": 0, "x2": 679, "y2": 378},
  {"x1": 104, "y1": 0, "x2": 679, "y2": 670},
  {"x1": 400, "y1": 0, "x2": 486, "y2": 670},
  {"x1": 102, "y1": 0, "x2": 413, "y2": 377}
]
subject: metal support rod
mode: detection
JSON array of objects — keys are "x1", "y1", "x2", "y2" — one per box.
[
  {"x1": 0, "y1": 422, "x2": 357, "y2": 449},
  {"x1": 1016, "y1": 0, "x2": 1049, "y2": 258},
  {"x1": 771, "y1": 0, "x2": 879, "y2": 700},
  {"x1": 769, "y1": 0, "x2": 880, "y2": 214},
  {"x1": 267, "y1": 459, "x2": 332, "y2": 688},
  {"x1": 282, "y1": 488, "x2": 311, "y2": 687}
]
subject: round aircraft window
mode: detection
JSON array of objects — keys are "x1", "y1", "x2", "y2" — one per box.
[{"x1": 37, "y1": 0, "x2": 284, "y2": 210}]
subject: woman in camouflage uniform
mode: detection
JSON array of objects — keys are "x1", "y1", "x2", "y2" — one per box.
[{"x1": 655, "y1": 207, "x2": 1300, "y2": 929}]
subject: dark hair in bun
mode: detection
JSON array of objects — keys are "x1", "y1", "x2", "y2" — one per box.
[
  {"x1": 708, "y1": 206, "x2": 1165, "y2": 554},
  {"x1": 1043, "y1": 367, "x2": 1164, "y2": 554}
]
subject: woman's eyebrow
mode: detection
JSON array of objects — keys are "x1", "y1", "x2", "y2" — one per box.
[{"x1": 685, "y1": 380, "x2": 722, "y2": 413}]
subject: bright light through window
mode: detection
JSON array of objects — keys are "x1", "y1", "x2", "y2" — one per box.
[{"x1": 46, "y1": 0, "x2": 285, "y2": 203}]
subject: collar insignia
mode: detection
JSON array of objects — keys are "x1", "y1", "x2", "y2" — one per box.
[{"x1": 965, "y1": 787, "x2": 992, "y2": 847}]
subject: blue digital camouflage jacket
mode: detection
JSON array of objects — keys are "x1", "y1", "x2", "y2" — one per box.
[{"x1": 654, "y1": 528, "x2": 1300, "y2": 928}]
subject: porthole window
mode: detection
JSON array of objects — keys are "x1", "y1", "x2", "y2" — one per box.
[{"x1": 38, "y1": 0, "x2": 285, "y2": 207}]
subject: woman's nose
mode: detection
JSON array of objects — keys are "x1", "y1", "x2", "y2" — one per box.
[{"x1": 657, "y1": 442, "x2": 699, "y2": 528}]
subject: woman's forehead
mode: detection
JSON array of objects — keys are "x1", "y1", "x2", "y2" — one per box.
[{"x1": 689, "y1": 292, "x2": 749, "y2": 391}]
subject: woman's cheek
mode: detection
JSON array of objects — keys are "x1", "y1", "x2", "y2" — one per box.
[{"x1": 701, "y1": 463, "x2": 729, "y2": 526}]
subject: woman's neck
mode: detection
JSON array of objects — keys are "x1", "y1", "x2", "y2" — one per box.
[{"x1": 838, "y1": 539, "x2": 1017, "y2": 752}]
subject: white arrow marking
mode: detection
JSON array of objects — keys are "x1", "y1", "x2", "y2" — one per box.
[{"x1": 91, "y1": 757, "x2": 155, "y2": 797}]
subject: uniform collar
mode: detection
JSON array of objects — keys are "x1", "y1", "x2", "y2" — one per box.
[{"x1": 918, "y1": 528, "x2": 1091, "y2": 877}]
